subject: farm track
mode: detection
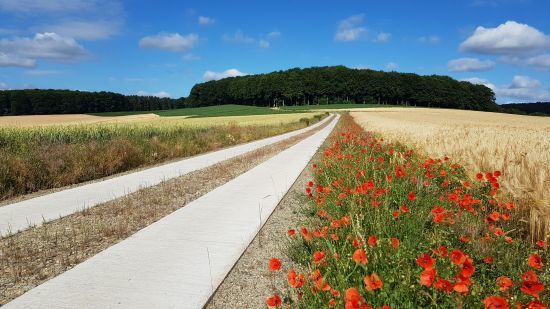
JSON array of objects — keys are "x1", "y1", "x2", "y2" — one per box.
[
  {"x1": 0, "y1": 115, "x2": 332, "y2": 236},
  {"x1": 2, "y1": 115, "x2": 339, "y2": 308}
]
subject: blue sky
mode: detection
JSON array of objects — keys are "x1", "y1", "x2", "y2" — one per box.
[{"x1": 1, "y1": 0, "x2": 550, "y2": 103}]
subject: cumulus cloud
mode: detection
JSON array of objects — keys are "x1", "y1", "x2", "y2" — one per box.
[
  {"x1": 139, "y1": 33, "x2": 198, "y2": 52},
  {"x1": 136, "y1": 90, "x2": 171, "y2": 98},
  {"x1": 0, "y1": 32, "x2": 88, "y2": 67},
  {"x1": 448, "y1": 57, "x2": 495, "y2": 72},
  {"x1": 0, "y1": 0, "x2": 93, "y2": 13},
  {"x1": 335, "y1": 15, "x2": 368, "y2": 42},
  {"x1": 375, "y1": 32, "x2": 391, "y2": 43},
  {"x1": 198, "y1": 16, "x2": 215, "y2": 26},
  {"x1": 203, "y1": 68, "x2": 247, "y2": 81},
  {"x1": 526, "y1": 54, "x2": 550, "y2": 70},
  {"x1": 0, "y1": 52, "x2": 35, "y2": 67},
  {"x1": 223, "y1": 30, "x2": 279, "y2": 48},
  {"x1": 460, "y1": 21, "x2": 550, "y2": 55},
  {"x1": 418, "y1": 35, "x2": 440, "y2": 44},
  {"x1": 223, "y1": 30, "x2": 255, "y2": 44},
  {"x1": 385, "y1": 62, "x2": 399, "y2": 70},
  {"x1": 463, "y1": 75, "x2": 550, "y2": 102},
  {"x1": 38, "y1": 20, "x2": 122, "y2": 40}
]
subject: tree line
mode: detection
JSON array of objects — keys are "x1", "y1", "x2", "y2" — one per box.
[
  {"x1": 186, "y1": 66, "x2": 498, "y2": 111},
  {"x1": 500, "y1": 102, "x2": 550, "y2": 116},
  {"x1": 0, "y1": 89, "x2": 185, "y2": 115}
]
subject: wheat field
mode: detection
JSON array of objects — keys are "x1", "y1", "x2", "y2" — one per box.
[{"x1": 351, "y1": 108, "x2": 550, "y2": 240}]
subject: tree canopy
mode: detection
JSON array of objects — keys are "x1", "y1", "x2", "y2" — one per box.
[
  {"x1": 186, "y1": 66, "x2": 498, "y2": 111},
  {"x1": 0, "y1": 89, "x2": 184, "y2": 115}
]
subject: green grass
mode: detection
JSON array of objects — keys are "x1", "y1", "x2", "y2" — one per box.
[
  {"x1": 91, "y1": 104, "x2": 303, "y2": 118},
  {"x1": 280, "y1": 103, "x2": 390, "y2": 111}
]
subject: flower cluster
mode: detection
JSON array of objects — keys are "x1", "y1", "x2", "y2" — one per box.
[{"x1": 265, "y1": 115, "x2": 547, "y2": 308}]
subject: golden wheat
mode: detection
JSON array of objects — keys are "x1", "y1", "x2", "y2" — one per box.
[{"x1": 351, "y1": 107, "x2": 550, "y2": 240}]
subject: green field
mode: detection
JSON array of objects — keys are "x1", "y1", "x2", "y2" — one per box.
[
  {"x1": 280, "y1": 103, "x2": 392, "y2": 110},
  {"x1": 92, "y1": 104, "x2": 303, "y2": 118}
]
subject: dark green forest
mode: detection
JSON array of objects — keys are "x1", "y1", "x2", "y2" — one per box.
[
  {"x1": 0, "y1": 89, "x2": 184, "y2": 115},
  {"x1": 500, "y1": 102, "x2": 550, "y2": 116},
  {"x1": 3, "y1": 66, "x2": 548, "y2": 116},
  {"x1": 186, "y1": 66, "x2": 498, "y2": 111}
]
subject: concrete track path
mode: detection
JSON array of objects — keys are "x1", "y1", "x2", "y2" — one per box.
[
  {"x1": 0, "y1": 115, "x2": 333, "y2": 236},
  {"x1": 4, "y1": 115, "x2": 339, "y2": 309}
]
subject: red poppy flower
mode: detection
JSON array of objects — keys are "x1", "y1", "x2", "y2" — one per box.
[
  {"x1": 496, "y1": 276, "x2": 514, "y2": 292},
  {"x1": 353, "y1": 249, "x2": 368, "y2": 265},
  {"x1": 434, "y1": 278, "x2": 453, "y2": 293},
  {"x1": 313, "y1": 251, "x2": 326, "y2": 264},
  {"x1": 364, "y1": 273, "x2": 383, "y2": 291},
  {"x1": 308, "y1": 181, "x2": 314, "y2": 187},
  {"x1": 487, "y1": 212, "x2": 500, "y2": 222},
  {"x1": 268, "y1": 258, "x2": 281, "y2": 271},
  {"x1": 526, "y1": 300, "x2": 548, "y2": 309},
  {"x1": 368, "y1": 235, "x2": 377, "y2": 247},
  {"x1": 528, "y1": 254, "x2": 543, "y2": 269},
  {"x1": 476, "y1": 173, "x2": 484, "y2": 180},
  {"x1": 484, "y1": 256, "x2": 494, "y2": 264},
  {"x1": 416, "y1": 253, "x2": 435, "y2": 269},
  {"x1": 266, "y1": 294, "x2": 282, "y2": 307},
  {"x1": 483, "y1": 296, "x2": 509, "y2": 309},
  {"x1": 453, "y1": 282, "x2": 469, "y2": 294},
  {"x1": 407, "y1": 191, "x2": 417, "y2": 201},
  {"x1": 392, "y1": 211, "x2": 400, "y2": 218},
  {"x1": 345, "y1": 287, "x2": 366, "y2": 309},
  {"x1": 420, "y1": 268, "x2": 436, "y2": 287},
  {"x1": 461, "y1": 259, "x2": 475, "y2": 278},
  {"x1": 391, "y1": 238, "x2": 400, "y2": 248},
  {"x1": 450, "y1": 249, "x2": 467, "y2": 265},
  {"x1": 521, "y1": 280, "x2": 544, "y2": 298},
  {"x1": 400, "y1": 205, "x2": 409, "y2": 213},
  {"x1": 459, "y1": 235, "x2": 471, "y2": 243},
  {"x1": 522, "y1": 270, "x2": 538, "y2": 282},
  {"x1": 536, "y1": 240, "x2": 545, "y2": 248},
  {"x1": 287, "y1": 229, "x2": 296, "y2": 236},
  {"x1": 287, "y1": 269, "x2": 305, "y2": 288}
]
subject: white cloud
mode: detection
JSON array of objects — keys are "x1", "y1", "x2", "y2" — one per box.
[
  {"x1": 203, "y1": 68, "x2": 247, "y2": 81},
  {"x1": 0, "y1": 82, "x2": 8, "y2": 90},
  {"x1": 198, "y1": 16, "x2": 215, "y2": 26},
  {"x1": 463, "y1": 75, "x2": 550, "y2": 102},
  {"x1": 38, "y1": 20, "x2": 121, "y2": 41},
  {"x1": 139, "y1": 33, "x2": 198, "y2": 52},
  {"x1": 510, "y1": 75, "x2": 540, "y2": 89},
  {"x1": 0, "y1": 0, "x2": 93, "y2": 13},
  {"x1": 418, "y1": 35, "x2": 440, "y2": 44},
  {"x1": 335, "y1": 15, "x2": 368, "y2": 42},
  {"x1": 375, "y1": 32, "x2": 391, "y2": 43},
  {"x1": 136, "y1": 91, "x2": 171, "y2": 98},
  {"x1": 0, "y1": 52, "x2": 35, "y2": 67},
  {"x1": 0, "y1": 32, "x2": 88, "y2": 65},
  {"x1": 24, "y1": 69, "x2": 62, "y2": 76},
  {"x1": 223, "y1": 30, "x2": 255, "y2": 44},
  {"x1": 259, "y1": 39, "x2": 270, "y2": 49},
  {"x1": 385, "y1": 62, "x2": 399, "y2": 70},
  {"x1": 448, "y1": 57, "x2": 495, "y2": 72},
  {"x1": 267, "y1": 31, "x2": 281, "y2": 39},
  {"x1": 460, "y1": 21, "x2": 550, "y2": 55},
  {"x1": 354, "y1": 65, "x2": 371, "y2": 70},
  {"x1": 526, "y1": 54, "x2": 550, "y2": 70},
  {"x1": 223, "y1": 30, "x2": 277, "y2": 48}
]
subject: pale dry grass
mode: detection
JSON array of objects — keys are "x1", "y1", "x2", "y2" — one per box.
[
  {"x1": 0, "y1": 113, "x2": 314, "y2": 128},
  {"x1": 351, "y1": 108, "x2": 550, "y2": 240},
  {"x1": 0, "y1": 113, "x2": 168, "y2": 127}
]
